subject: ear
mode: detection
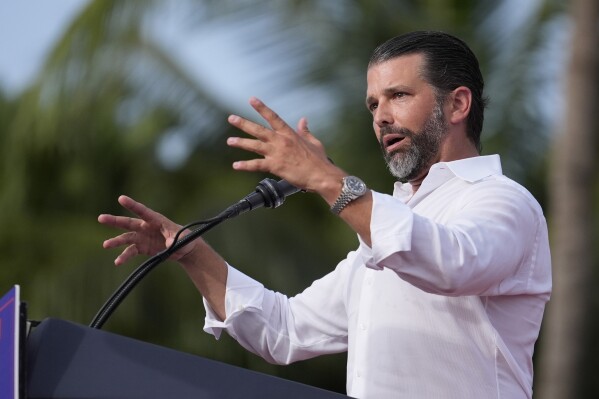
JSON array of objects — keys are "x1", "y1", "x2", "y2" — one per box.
[{"x1": 447, "y1": 86, "x2": 472, "y2": 125}]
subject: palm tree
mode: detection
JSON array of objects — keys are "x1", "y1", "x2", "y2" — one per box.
[{"x1": 536, "y1": 0, "x2": 599, "y2": 397}]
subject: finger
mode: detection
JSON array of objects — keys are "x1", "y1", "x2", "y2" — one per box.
[
  {"x1": 249, "y1": 97, "x2": 289, "y2": 131},
  {"x1": 117, "y1": 195, "x2": 164, "y2": 224},
  {"x1": 296, "y1": 117, "x2": 309, "y2": 136},
  {"x1": 228, "y1": 114, "x2": 273, "y2": 141},
  {"x1": 98, "y1": 214, "x2": 143, "y2": 231},
  {"x1": 226, "y1": 136, "x2": 269, "y2": 155},
  {"x1": 114, "y1": 244, "x2": 139, "y2": 266},
  {"x1": 232, "y1": 158, "x2": 270, "y2": 172},
  {"x1": 102, "y1": 232, "x2": 137, "y2": 250},
  {"x1": 296, "y1": 116, "x2": 322, "y2": 148}
]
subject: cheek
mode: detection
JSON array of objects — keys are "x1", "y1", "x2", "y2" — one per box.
[
  {"x1": 373, "y1": 123, "x2": 382, "y2": 141},
  {"x1": 396, "y1": 108, "x2": 418, "y2": 125},
  {"x1": 397, "y1": 98, "x2": 434, "y2": 129}
]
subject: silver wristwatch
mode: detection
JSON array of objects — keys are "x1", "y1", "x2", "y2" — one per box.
[{"x1": 331, "y1": 176, "x2": 368, "y2": 215}]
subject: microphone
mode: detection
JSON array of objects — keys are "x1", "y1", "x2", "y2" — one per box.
[
  {"x1": 226, "y1": 178, "x2": 302, "y2": 217},
  {"x1": 244, "y1": 178, "x2": 302, "y2": 208}
]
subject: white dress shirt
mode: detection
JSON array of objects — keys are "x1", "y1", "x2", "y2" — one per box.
[{"x1": 204, "y1": 155, "x2": 552, "y2": 399}]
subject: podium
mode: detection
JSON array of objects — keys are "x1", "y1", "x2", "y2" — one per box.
[{"x1": 26, "y1": 318, "x2": 349, "y2": 398}]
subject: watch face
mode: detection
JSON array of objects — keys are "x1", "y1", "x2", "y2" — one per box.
[{"x1": 346, "y1": 176, "x2": 367, "y2": 195}]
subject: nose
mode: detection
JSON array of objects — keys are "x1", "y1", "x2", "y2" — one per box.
[{"x1": 373, "y1": 100, "x2": 393, "y2": 128}]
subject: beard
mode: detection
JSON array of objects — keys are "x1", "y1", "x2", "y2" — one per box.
[{"x1": 379, "y1": 101, "x2": 448, "y2": 183}]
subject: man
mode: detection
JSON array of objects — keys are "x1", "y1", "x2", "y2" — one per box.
[{"x1": 99, "y1": 31, "x2": 551, "y2": 398}]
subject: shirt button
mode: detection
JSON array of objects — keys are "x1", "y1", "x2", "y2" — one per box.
[{"x1": 359, "y1": 323, "x2": 367, "y2": 331}]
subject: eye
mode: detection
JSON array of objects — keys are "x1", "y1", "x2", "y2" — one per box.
[
  {"x1": 368, "y1": 103, "x2": 378, "y2": 112},
  {"x1": 392, "y1": 92, "x2": 406, "y2": 99}
]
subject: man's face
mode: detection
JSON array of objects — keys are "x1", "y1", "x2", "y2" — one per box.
[{"x1": 366, "y1": 54, "x2": 448, "y2": 182}]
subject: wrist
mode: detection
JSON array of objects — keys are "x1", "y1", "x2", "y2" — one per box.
[
  {"x1": 330, "y1": 175, "x2": 368, "y2": 215},
  {"x1": 177, "y1": 239, "x2": 204, "y2": 268},
  {"x1": 309, "y1": 167, "x2": 347, "y2": 205}
]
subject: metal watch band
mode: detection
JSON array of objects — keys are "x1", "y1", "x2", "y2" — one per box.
[
  {"x1": 330, "y1": 176, "x2": 367, "y2": 215},
  {"x1": 331, "y1": 192, "x2": 355, "y2": 215}
]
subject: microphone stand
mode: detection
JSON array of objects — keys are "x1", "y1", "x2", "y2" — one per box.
[{"x1": 90, "y1": 178, "x2": 301, "y2": 329}]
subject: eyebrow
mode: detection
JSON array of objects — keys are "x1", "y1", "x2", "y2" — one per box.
[
  {"x1": 365, "y1": 97, "x2": 375, "y2": 109},
  {"x1": 365, "y1": 85, "x2": 412, "y2": 108}
]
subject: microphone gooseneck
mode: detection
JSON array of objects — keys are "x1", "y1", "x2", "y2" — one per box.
[{"x1": 90, "y1": 178, "x2": 302, "y2": 329}]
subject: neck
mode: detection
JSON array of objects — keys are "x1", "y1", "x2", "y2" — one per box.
[
  {"x1": 407, "y1": 169, "x2": 429, "y2": 193},
  {"x1": 407, "y1": 143, "x2": 479, "y2": 193}
]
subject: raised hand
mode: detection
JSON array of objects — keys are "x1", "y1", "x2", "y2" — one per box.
[
  {"x1": 98, "y1": 195, "x2": 192, "y2": 266},
  {"x1": 226, "y1": 97, "x2": 344, "y2": 197}
]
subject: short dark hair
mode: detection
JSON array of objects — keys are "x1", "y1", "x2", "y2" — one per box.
[{"x1": 369, "y1": 31, "x2": 488, "y2": 153}]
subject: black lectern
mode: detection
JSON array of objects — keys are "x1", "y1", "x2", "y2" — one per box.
[{"x1": 27, "y1": 318, "x2": 349, "y2": 398}]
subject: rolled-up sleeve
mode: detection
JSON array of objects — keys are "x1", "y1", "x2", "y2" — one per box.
[
  {"x1": 366, "y1": 191, "x2": 414, "y2": 268},
  {"x1": 203, "y1": 260, "x2": 350, "y2": 364},
  {"x1": 367, "y1": 181, "x2": 543, "y2": 296},
  {"x1": 203, "y1": 265, "x2": 265, "y2": 339}
]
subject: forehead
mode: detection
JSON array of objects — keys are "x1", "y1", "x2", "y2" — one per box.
[{"x1": 366, "y1": 53, "x2": 427, "y2": 93}]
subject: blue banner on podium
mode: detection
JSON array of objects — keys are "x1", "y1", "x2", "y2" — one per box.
[{"x1": 0, "y1": 285, "x2": 20, "y2": 399}]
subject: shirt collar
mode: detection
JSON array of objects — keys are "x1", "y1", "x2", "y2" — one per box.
[
  {"x1": 393, "y1": 155, "x2": 503, "y2": 199},
  {"x1": 438, "y1": 154, "x2": 502, "y2": 183}
]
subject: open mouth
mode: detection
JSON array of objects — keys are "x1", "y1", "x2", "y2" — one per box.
[{"x1": 383, "y1": 134, "x2": 407, "y2": 152}]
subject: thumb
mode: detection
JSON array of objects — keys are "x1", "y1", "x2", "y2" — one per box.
[{"x1": 296, "y1": 117, "x2": 311, "y2": 137}]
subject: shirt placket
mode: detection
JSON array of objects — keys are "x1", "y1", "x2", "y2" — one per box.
[{"x1": 351, "y1": 267, "x2": 377, "y2": 397}]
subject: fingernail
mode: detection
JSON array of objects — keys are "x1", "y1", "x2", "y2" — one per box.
[
  {"x1": 227, "y1": 137, "x2": 237, "y2": 145},
  {"x1": 228, "y1": 115, "x2": 239, "y2": 123}
]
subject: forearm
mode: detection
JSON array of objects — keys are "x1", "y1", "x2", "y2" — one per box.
[
  {"x1": 335, "y1": 192, "x2": 373, "y2": 246},
  {"x1": 179, "y1": 239, "x2": 228, "y2": 320},
  {"x1": 310, "y1": 167, "x2": 374, "y2": 246},
  {"x1": 204, "y1": 260, "x2": 351, "y2": 364}
]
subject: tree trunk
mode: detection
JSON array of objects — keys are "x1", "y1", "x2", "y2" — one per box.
[{"x1": 536, "y1": 0, "x2": 599, "y2": 398}]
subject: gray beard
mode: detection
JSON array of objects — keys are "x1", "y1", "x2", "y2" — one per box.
[{"x1": 380, "y1": 102, "x2": 448, "y2": 182}]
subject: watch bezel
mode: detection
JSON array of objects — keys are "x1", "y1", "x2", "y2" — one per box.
[{"x1": 344, "y1": 176, "x2": 367, "y2": 196}]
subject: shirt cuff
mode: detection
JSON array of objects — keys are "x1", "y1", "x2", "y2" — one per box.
[
  {"x1": 357, "y1": 235, "x2": 381, "y2": 270},
  {"x1": 203, "y1": 264, "x2": 265, "y2": 339},
  {"x1": 366, "y1": 191, "x2": 414, "y2": 268}
]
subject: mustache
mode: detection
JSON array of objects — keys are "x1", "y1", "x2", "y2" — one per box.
[
  {"x1": 380, "y1": 125, "x2": 413, "y2": 138},
  {"x1": 379, "y1": 126, "x2": 414, "y2": 150}
]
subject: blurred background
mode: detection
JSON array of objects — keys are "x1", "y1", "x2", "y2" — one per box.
[{"x1": 0, "y1": 0, "x2": 597, "y2": 397}]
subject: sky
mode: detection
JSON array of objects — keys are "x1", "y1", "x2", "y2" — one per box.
[{"x1": 0, "y1": 0, "x2": 89, "y2": 95}]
